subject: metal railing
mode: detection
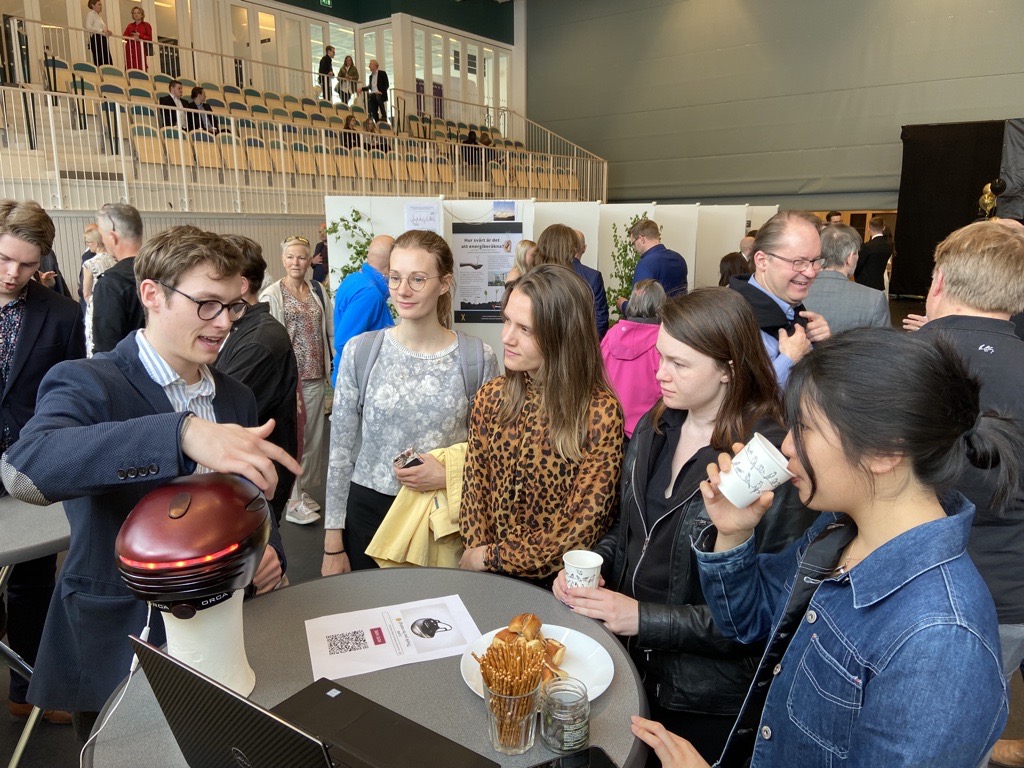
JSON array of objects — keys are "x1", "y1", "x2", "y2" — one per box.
[
  {"x1": 0, "y1": 84, "x2": 607, "y2": 213},
  {"x1": 2, "y1": 14, "x2": 607, "y2": 201}
]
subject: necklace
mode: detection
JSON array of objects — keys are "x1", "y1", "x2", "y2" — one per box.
[{"x1": 832, "y1": 540, "x2": 865, "y2": 576}]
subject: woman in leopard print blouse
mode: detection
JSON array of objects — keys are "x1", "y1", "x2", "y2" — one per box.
[{"x1": 459, "y1": 264, "x2": 624, "y2": 584}]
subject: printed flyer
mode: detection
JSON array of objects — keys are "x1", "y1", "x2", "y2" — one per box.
[
  {"x1": 452, "y1": 221, "x2": 523, "y2": 323},
  {"x1": 304, "y1": 594, "x2": 480, "y2": 680}
]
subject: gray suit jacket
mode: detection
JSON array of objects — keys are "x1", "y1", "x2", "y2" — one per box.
[{"x1": 803, "y1": 270, "x2": 890, "y2": 335}]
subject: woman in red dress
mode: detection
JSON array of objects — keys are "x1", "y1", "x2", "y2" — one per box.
[{"x1": 123, "y1": 6, "x2": 152, "y2": 72}]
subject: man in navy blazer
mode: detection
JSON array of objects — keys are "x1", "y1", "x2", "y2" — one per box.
[
  {"x1": 0, "y1": 200, "x2": 85, "y2": 725},
  {"x1": 572, "y1": 229, "x2": 609, "y2": 338},
  {"x1": 1, "y1": 226, "x2": 301, "y2": 739}
]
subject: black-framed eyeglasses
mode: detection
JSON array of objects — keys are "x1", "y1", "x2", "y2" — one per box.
[
  {"x1": 388, "y1": 274, "x2": 441, "y2": 292},
  {"x1": 764, "y1": 251, "x2": 824, "y2": 272},
  {"x1": 158, "y1": 281, "x2": 248, "y2": 321}
]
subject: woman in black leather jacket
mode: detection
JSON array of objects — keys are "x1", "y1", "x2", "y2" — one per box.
[{"x1": 554, "y1": 288, "x2": 815, "y2": 763}]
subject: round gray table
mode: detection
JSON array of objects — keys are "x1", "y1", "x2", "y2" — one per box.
[
  {"x1": 87, "y1": 568, "x2": 649, "y2": 767},
  {"x1": 0, "y1": 496, "x2": 70, "y2": 567}
]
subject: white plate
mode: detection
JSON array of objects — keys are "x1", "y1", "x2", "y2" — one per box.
[{"x1": 460, "y1": 624, "x2": 614, "y2": 700}]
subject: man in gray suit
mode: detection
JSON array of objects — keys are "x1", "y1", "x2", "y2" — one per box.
[{"x1": 803, "y1": 223, "x2": 890, "y2": 334}]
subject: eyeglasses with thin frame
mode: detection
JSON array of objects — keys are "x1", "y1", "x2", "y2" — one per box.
[
  {"x1": 99, "y1": 204, "x2": 116, "y2": 234},
  {"x1": 157, "y1": 281, "x2": 249, "y2": 321},
  {"x1": 388, "y1": 274, "x2": 442, "y2": 292},
  {"x1": 763, "y1": 251, "x2": 824, "y2": 272}
]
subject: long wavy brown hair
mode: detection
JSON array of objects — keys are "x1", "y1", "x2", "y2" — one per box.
[
  {"x1": 650, "y1": 288, "x2": 782, "y2": 449},
  {"x1": 498, "y1": 264, "x2": 611, "y2": 461}
]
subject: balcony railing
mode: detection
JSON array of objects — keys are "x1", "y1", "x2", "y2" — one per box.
[{"x1": 0, "y1": 84, "x2": 606, "y2": 213}]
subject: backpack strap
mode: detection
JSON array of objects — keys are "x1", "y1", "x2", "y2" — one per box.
[
  {"x1": 352, "y1": 329, "x2": 387, "y2": 419},
  {"x1": 455, "y1": 330, "x2": 486, "y2": 402}
]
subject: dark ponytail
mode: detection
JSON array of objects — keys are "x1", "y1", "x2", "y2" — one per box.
[{"x1": 785, "y1": 327, "x2": 1023, "y2": 512}]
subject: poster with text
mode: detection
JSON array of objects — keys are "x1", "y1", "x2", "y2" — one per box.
[{"x1": 452, "y1": 221, "x2": 523, "y2": 323}]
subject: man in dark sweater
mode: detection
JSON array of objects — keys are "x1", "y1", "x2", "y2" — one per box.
[
  {"x1": 92, "y1": 202, "x2": 145, "y2": 353},
  {"x1": 215, "y1": 235, "x2": 299, "y2": 524},
  {"x1": 915, "y1": 220, "x2": 1024, "y2": 766}
]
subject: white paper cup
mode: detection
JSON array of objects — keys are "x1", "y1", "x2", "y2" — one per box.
[
  {"x1": 562, "y1": 550, "x2": 603, "y2": 590},
  {"x1": 716, "y1": 433, "x2": 795, "y2": 508}
]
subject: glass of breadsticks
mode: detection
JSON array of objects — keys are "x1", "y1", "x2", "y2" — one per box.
[{"x1": 476, "y1": 642, "x2": 543, "y2": 754}]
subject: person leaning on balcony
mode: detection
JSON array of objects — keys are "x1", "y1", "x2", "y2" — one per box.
[{"x1": 84, "y1": 0, "x2": 112, "y2": 66}]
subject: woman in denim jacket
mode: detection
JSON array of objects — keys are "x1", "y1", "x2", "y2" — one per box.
[
  {"x1": 633, "y1": 327, "x2": 1019, "y2": 767},
  {"x1": 554, "y1": 289, "x2": 815, "y2": 761}
]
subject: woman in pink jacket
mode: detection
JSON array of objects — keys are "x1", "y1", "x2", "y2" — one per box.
[{"x1": 601, "y1": 279, "x2": 666, "y2": 438}]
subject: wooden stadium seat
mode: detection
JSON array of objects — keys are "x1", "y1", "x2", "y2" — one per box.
[
  {"x1": 161, "y1": 126, "x2": 194, "y2": 167},
  {"x1": 350, "y1": 147, "x2": 369, "y2": 176},
  {"x1": 250, "y1": 103, "x2": 270, "y2": 119},
  {"x1": 433, "y1": 129, "x2": 446, "y2": 141},
  {"x1": 100, "y1": 83, "x2": 126, "y2": 99},
  {"x1": 271, "y1": 107, "x2": 289, "y2": 123},
  {"x1": 313, "y1": 144, "x2": 337, "y2": 178},
  {"x1": 244, "y1": 137, "x2": 275, "y2": 174},
  {"x1": 389, "y1": 151, "x2": 406, "y2": 182},
  {"x1": 200, "y1": 82, "x2": 220, "y2": 94},
  {"x1": 153, "y1": 73, "x2": 173, "y2": 88},
  {"x1": 235, "y1": 117, "x2": 260, "y2": 139},
  {"x1": 291, "y1": 110, "x2": 309, "y2": 125},
  {"x1": 406, "y1": 114, "x2": 421, "y2": 138},
  {"x1": 282, "y1": 94, "x2": 299, "y2": 109},
  {"x1": 178, "y1": 77, "x2": 196, "y2": 89},
  {"x1": 368, "y1": 149, "x2": 389, "y2": 181},
  {"x1": 269, "y1": 139, "x2": 294, "y2": 174},
  {"x1": 43, "y1": 56, "x2": 72, "y2": 92},
  {"x1": 222, "y1": 84, "x2": 241, "y2": 98},
  {"x1": 406, "y1": 153, "x2": 425, "y2": 183},
  {"x1": 243, "y1": 87, "x2": 263, "y2": 107},
  {"x1": 263, "y1": 92, "x2": 282, "y2": 111},
  {"x1": 130, "y1": 124, "x2": 165, "y2": 166},
  {"x1": 291, "y1": 141, "x2": 317, "y2": 176},
  {"x1": 206, "y1": 96, "x2": 226, "y2": 113},
  {"x1": 126, "y1": 68, "x2": 150, "y2": 85},
  {"x1": 349, "y1": 104, "x2": 365, "y2": 116},
  {"x1": 217, "y1": 133, "x2": 245, "y2": 174},
  {"x1": 328, "y1": 115, "x2": 344, "y2": 129},
  {"x1": 317, "y1": 99, "x2": 333, "y2": 114},
  {"x1": 300, "y1": 96, "x2": 317, "y2": 111},
  {"x1": 334, "y1": 146, "x2": 356, "y2": 178},
  {"x1": 489, "y1": 160, "x2": 507, "y2": 189},
  {"x1": 129, "y1": 104, "x2": 158, "y2": 128},
  {"x1": 189, "y1": 130, "x2": 222, "y2": 169},
  {"x1": 99, "y1": 65, "x2": 127, "y2": 88},
  {"x1": 71, "y1": 64, "x2": 101, "y2": 90},
  {"x1": 128, "y1": 86, "x2": 155, "y2": 102},
  {"x1": 228, "y1": 101, "x2": 249, "y2": 117},
  {"x1": 436, "y1": 155, "x2": 454, "y2": 184}
]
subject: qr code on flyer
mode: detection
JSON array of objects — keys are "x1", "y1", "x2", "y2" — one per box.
[{"x1": 327, "y1": 630, "x2": 369, "y2": 655}]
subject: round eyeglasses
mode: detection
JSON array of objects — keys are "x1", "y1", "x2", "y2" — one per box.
[
  {"x1": 764, "y1": 251, "x2": 824, "y2": 272},
  {"x1": 158, "y1": 281, "x2": 248, "y2": 321},
  {"x1": 388, "y1": 274, "x2": 442, "y2": 292}
]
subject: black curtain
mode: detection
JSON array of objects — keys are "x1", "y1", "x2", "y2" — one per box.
[{"x1": 891, "y1": 121, "x2": 1005, "y2": 296}]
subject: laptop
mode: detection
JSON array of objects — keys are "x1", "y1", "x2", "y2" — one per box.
[{"x1": 130, "y1": 636, "x2": 499, "y2": 768}]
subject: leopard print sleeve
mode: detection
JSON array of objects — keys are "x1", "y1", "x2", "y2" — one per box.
[{"x1": 459, "y1": 377, "x2": 503, "y2": 550}]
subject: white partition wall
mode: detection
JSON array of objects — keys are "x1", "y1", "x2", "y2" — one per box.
[
  {"x1": 652, "y1": 205, "x2": 700, "y2": 292},
  {"x1": 747, "y1": 205, "x2": 780, "y2": 232},
  {"x1": 694, "y1": 205, "x2": 749, "y2": 289}
]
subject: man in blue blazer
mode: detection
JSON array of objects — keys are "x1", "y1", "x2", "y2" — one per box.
[
  {"x1": 0, "y1": 200, "x2": 85, "y2": 725},
  {"x1": 616, "y1": 218, "x2": 688, "y2": 316},
  {"x1": 1, "y1": 225, "x2": 301, "y2": 739},
  {"x1": 571, "y1": 229, "x2": 609, "y2": 339}
]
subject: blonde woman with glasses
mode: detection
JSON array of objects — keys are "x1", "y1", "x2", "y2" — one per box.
[
  {"x1": 260, "y1": 235, "x2": 333, "y2": 525},
  {"x1": 323, "y1": 230, "x2": 498, "y2": 574}
]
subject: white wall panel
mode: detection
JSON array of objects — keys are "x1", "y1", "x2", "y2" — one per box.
[
  {"x1": 534, "y1": 202, "x2": 601, "y2": 269},
  {"x1": 650, "y1": 205, "x2": 699, "y2": 292},
  {"x1": 694, "y1": 206, "x2": 748, "y2": 290}
]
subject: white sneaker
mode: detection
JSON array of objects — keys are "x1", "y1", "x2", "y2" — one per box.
[
  {"x1": 285, "y1": 500, "x2": 321, "y2": 525},
  {"x1": 300, "y1": 493, "x2": 321, "y2": 513}
]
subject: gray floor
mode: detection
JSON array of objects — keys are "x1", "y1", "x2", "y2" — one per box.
[{"x1": 3, "y1": 304, "x2": 1021, "y2": 766}]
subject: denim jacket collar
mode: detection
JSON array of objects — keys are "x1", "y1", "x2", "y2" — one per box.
[{"x1": 846, "y1": 492, "x2": 975, "y2": 609}]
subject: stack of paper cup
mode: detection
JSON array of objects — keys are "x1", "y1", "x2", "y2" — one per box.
[
  {"x1": 562, "y1": 550, "x2": 603, "y2": 589},
  {"x1": 716, "y1": 433, "x2": 795, "y2": 508}
]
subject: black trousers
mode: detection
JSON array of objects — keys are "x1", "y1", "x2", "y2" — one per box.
[
  {"x1": 6, "y1": 553, "x2": 58, "y2": 702},
  {"x1": 367, "y1": 93, "x2": 387, "y2": 122},
  {"x1": 342, "y1": 482, "x2": 396, "y2": 571},
  {"x1": 89, "y1": 34, "x2": 111, "y2": 66},
  {"x1": 644, "y1": 700, "x2": 736, "y2": 766}
]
